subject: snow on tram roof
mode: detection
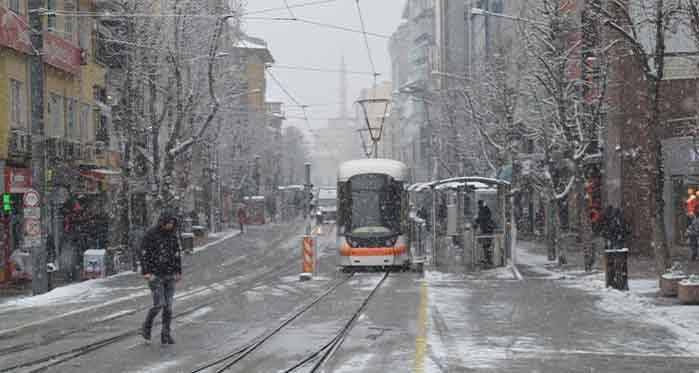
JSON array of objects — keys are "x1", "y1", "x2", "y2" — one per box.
[
  {"x1": 338, "y1": 159, "x2": 408, "y2": 181},
  {"x1": 410, "y1": 176, "x2": 509, "y2": 192}
]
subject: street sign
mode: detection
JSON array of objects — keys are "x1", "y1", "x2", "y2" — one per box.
[
  {"x1": 23, "y1": 207, "x2": 40, "y2": 218},
  {"x1": 23, "y1": 189, "x2": 40, "y2": 208},
  {"x1": 23, "y1": 218, "x2": 41, "y2": 249},
  {"x1": 24, "y1": 218, "x2": 40, "y2": 236}
]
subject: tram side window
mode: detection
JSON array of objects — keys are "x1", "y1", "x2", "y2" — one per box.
[{"x1": 338, "y1": 181, "x2": 352, "y2": 235}]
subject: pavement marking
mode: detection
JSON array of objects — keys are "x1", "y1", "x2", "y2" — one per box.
[
  {"x1": 511, "y1": 264, "x2": 524, "y2": 281},
  {"x1": 193, "y1": 229, "x2": 242, "y2": 253},
  {"x1": 413, "y1": 281, "x2": 428, "y2": 373}
]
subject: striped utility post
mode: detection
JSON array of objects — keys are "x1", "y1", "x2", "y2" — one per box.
[{"x1": 300, "y1": 163, "x2": 315, "y2": 281}]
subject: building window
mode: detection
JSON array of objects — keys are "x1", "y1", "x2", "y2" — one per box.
[
  {"x1": 95, "y1": 110, "x2": 108, "y2": 143},
  {"x1": 9, "y1": 79, "x2": 24, "y2": 129},
  {"x1": 65, "y1": 15, "x2": 73, "y2": 39},
  {"x1": 47, "y1": 0, "x2": 56, "y2": 30},
  {"x1": 49, "y1": 94, "x2": 64, "y2": 137},
  {"x1": 8, "y1": 0, "x2": 20, "y2": 14},
  {"x1": 80, "y1": 103, "x2": 91, "y2": 142},
  {"x1": 67, "y1": 99, "x2": 77, "y2": 139}
]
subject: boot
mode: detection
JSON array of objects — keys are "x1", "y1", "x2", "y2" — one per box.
[
  {"x1": 142, "y1": 321, "x2": 152, "y2": 342},
  {"x1": 142, "y1": 308, "x2": 159, "y2": 342},
  {"x1": 161, "y1": 308, "x2": 174, "y2": 345},
  {"x1": 161, "y1": 333, "x2": 175, "y2": 345}
]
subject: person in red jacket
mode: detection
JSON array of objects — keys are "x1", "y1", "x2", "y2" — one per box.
[{"x1": 237, "y1": 204, "x2": 247, "y2": 233}]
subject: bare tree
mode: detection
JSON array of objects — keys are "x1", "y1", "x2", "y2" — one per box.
[{"x1": 596, "y1": 0, "x2": 682, "y2": 273}]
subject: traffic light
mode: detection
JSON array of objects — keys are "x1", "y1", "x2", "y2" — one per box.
[{"x1": 2, "y1": 194, "x2": 11, "y2": 213}]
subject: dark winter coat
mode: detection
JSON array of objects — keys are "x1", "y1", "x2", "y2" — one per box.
[
  {"x1": 237, "y1": 207, "x2": 247, "y2": 224},
  {"x1": 609, "y1": 209, "x2": 629, "y2": 242},
  {"x1": 476, "y1": 205, "x2": 494, "y2": 234},
  {"x1": 687, "y1": 217, "x2": 699, "y2": 239},
  {"x1": 141, "y1": 212, "x2": 182, "y2": 276}
]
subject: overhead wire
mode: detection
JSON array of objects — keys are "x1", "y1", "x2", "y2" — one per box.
[
  {"x1": 353, "y1": 0, "x2": 379, "y2": 84},
  {"x1": 282, "y1": 0, "x2": 296, "y2": 18},
  {"x1": 266, "y1": 69, "x2": 341, "y2": 154},
  {"x1": 50, "y1": 0, "x2": 338, "y2": 18},
  {"x1": 244, "y1": 16, "x2": 390, "y2": 39},
  {"x1": 271, "y1": 64, "x2": 375, "y2": 75}
]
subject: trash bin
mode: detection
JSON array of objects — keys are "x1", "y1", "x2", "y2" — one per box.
[
  {"x1": 604, "y1": 248, "x2": 628, "y2": 291},
  {"x1": 83, "y1": 249, "x2": 106, "y2": 280},
  {"x1": 181, "y1": 233, "x2": 194, "y2": 254}
]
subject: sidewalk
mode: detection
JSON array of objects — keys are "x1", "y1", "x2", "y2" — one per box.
[
  {"x1": 0, "y1": 227, "x2": 241, "y2": 300},
  {"x1": 516, "y1": 239, "x2": 699, "y2": 357},
  {"x1": 416, "y1": 240, "x2": 699, "y2": 371}
]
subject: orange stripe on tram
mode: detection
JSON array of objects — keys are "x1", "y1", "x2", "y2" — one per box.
[{"x1": 339, "y1": 246, "x2": 408, "y2": 257}]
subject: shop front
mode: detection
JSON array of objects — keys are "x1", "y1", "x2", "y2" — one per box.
[
  {"x1": 662, "y1": 137, "x2": 699, "y2": 246},
  {"x1": 0, "y1": 167, "x2": 34, "y2": 283}
]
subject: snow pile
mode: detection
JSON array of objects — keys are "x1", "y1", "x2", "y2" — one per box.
[
  {"x1": 680, "y1": 275, "x2": 699, "y2": 287},
  {"x1": 0, "y1": 276, "x2": 143, "y2": 310},
  {"x1": 566, "y1": 276, "x2": 699, "y2": 355}
]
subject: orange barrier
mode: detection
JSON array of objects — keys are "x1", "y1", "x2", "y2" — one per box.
[
  {"x1": 302, "y1": 236, "x2": 314, "y2": 273},
  {"x1": 338, "y1": 245, "x2": 408, "y2": 257}
]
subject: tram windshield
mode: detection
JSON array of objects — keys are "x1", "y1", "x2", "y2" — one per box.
[{"x1": 344, "y1": 174, "x2": 402, "y2": 239}]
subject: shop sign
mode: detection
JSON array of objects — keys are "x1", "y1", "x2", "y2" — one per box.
[
  {"x1": 43, "y1": 31, "x2": 80, "y2": 75},
  {"x1": 4, "y1": 167, "x2": 32, "y2": 194},
  {"x1": 0, "y1": 6, "x2": 33, "y2": 55}
]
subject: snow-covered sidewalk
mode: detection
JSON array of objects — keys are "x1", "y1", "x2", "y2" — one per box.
[
  {"x1": 0, "y1": 228, "x2": 241, "y2": 308},
  {"x1": 517, "y1": 240, "x2": 699, "y2": 356}
]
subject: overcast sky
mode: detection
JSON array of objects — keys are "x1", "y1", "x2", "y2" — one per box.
[{"x1": 243, "y1": 0, "x2": 405, "y2": 130}]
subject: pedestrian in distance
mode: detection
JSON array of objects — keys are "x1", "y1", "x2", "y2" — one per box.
[
  {"x1": 601, "y1": 205, "x2": 614, "y2": 250},
  {"x1": 687, "y1": 208, "x2": 699, "y2": 261},
  {"x1": 237, "y1": 204, "x2": 247, "y2": 234},
  {"x1": 141, "y1": 212, "x2": 182, "y2": 345},
  {"x1": 610, "y1": 208, "x2": 629, "y2": 251},
  {"x1": 475, "y1": 200, "x2": 495, "y2": 267}
]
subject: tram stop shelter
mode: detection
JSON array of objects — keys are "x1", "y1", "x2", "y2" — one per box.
[{"x1": 409, "y1": 177, "x2": 513, "y2": 271}]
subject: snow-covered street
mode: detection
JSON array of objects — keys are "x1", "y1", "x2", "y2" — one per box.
[{"x1": 3, "y1": 226, "x2": 699, "y2": 372}]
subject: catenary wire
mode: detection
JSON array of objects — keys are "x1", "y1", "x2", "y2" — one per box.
[{"x1": 353, "y1": 0, "x2": 378, "y2": 83}]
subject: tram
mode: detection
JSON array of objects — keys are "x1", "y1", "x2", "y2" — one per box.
[{"x1": 336, "y1": 159, "x2": 415, "y2": 270}]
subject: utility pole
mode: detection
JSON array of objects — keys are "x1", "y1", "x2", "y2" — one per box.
[{"x1": 28, "y1": 0, "x2": 48, "y2": 295}]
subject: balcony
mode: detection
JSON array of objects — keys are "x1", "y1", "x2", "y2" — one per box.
[{"x1": 9, "y1": 129, "x2": 30, "y2": 157}]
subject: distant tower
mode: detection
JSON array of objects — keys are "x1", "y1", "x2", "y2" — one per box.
[{"x1": 339, "y1": 56, "x2": 348, "y2": 122}]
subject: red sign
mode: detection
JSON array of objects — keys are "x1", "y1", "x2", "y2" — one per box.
[
  {"x1": 4, "y1": 167, "x2": 32, "y2": 194},
  {"x1": 22, "y1": 189, "x2": 40, "y2": 208},
  {"x1": 43, "y1": 31, "x2": 80, "y2": 75},
  {"x1": 0, "y1": 6, "x2": 33, "y2": 55}
]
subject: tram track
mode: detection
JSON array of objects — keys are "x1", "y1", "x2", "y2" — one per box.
[
  {"x1": 0, "y1": 227, "x2": 323, "y2": 373},
  {"x1": 0, "y1": 257, "x2": 307, "y2": 373},
  {"x1": 0, "y1": 225, "x2": 301, "y2": 355},
  {"x1": 192, "y1": 272, "x2": 389, "y2": 373}
]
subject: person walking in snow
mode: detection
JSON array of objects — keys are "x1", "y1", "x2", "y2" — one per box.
[
  {"x1": 237, "y1": 204, "x2": 247, "y2": 233},
  {"x1": 687, "y1": 209, "x2": 699, "y2": 261},
  {"x1": 141, "y1": 212, "x2": 182, "y2": 345}
]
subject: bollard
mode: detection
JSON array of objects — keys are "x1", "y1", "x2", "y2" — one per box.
[
  {"x1": 604, "y1": 248, "x2": 629, "y2": 291},
  {"x1": 300, "y1": 235, "x2": 314, "y2": 281}
]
